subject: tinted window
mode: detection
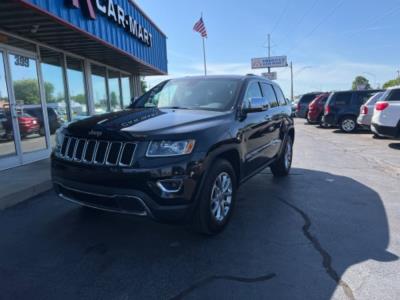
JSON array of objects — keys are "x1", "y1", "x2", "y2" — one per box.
[
  {"x1": 355, "y1": 92, "x2": 374, "y2": 105},
  {"x1": 334, "y1": 93, "x2": 352, "y2": 106},
  {"x1": 244, "y1": 81, "x2": 262, "y2": 100},
  {"x1": 388, "y1": 89, "x2": 400, "y2": 101},
  {"x1": 299, "y1": 94, "x2": 318, "y2": 104},
  {"x1": 260, "y1": 83, "x2": 279, "y2": 108},
  {"x1": 274, "y1": 85, "x2": 287, "y2": 106}
]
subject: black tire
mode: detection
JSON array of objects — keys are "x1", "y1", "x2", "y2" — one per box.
[
  {"x1": 339, "y1": 116, "x2": 357, "y2": 133},
  {"x1": 192, "y1": 159, "x2": 237, "y2": 235},
  {"x1": 270, "y1": 136, "x2": 293, "y2": 177}
]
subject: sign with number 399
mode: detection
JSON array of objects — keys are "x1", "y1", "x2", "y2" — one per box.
[{"x1": 14, "y1": 55, "x2": 29, "y2": 68}]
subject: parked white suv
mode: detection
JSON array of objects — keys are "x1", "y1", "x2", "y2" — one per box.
[{"x1": 371, "y1": 86, "x2": 400, "y2": 138}]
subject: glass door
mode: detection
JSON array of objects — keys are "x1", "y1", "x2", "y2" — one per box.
[
  {"x1": 0, "y1": 45, "x2": 51, "y2": 171},
  {"x1": 0, "y1": 50, "x2": 20, "y2": 170}
]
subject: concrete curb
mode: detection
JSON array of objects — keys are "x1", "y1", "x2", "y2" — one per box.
[
  {"x1": 0, "y1": 181, "x2": 52, "y2": 210},
  {"x1": 0, "y1": 159, "x2": 52, "y2": 210}
]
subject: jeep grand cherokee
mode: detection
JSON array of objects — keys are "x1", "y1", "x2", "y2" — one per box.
[{"x1": 52, "y1": 75, "x2": 295, "y2": 235}]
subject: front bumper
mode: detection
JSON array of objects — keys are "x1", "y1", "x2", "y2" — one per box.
[
  {"x1": 371, "y1": 123, "x2": 399, "y2": 138},
  {"x1": 51, "y1": 153, "x2": 206, "y2": 223}
]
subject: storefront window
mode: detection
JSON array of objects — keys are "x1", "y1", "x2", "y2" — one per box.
[
  {"x1": 91, "y1": 64, "x2": 108, "y2": 114},
  {"x1": 108, "y1": 70, "x2": 121, "y2": 112},
  {"x1": 121, "y1": 75, "x2": 132, "y2": 108},
  {"x1": 40, "y1": 47, "x2": 67, "y2": 137},
  {"x1": 66, "y1": 57, "x2": 88, "y2": 120}
]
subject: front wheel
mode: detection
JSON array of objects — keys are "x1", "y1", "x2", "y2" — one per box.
[
  {"x1": 192, "y1": 159, "x2": 237, "y2": 235},
  {"x1": 270, "y1": 136, "x2": 293, "y2": 177}
]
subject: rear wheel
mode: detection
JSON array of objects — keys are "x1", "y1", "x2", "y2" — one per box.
[
  {"x1": 270, "y1": 136, "x2": 293, "y2": 177},
  {"x1": 192, "y1": 159, "x2": 237, "y2": 235},
  {"x1": 340, "y1": 116, "x2": 357, "y2": 133}
]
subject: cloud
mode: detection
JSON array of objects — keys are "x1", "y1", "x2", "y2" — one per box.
[{"x1": 145, "y1": 60, "x2": 396, "y2": 96}]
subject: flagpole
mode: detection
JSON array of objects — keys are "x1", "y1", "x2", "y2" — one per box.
[
  {"x1": 201, "y1": 12, "x2": 207, "y2": 76},
  {"x1": 202, "y1": 36, "x2": 207, "y2": 76}
]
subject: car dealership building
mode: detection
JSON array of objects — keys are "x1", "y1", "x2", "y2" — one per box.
[{"x1": 0, "y1": 0, "x2": 167, "y2": 171}]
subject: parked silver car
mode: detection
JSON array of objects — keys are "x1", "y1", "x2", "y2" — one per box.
[{"x1": 357, "y1": 91, "x2": 385, "y2": 128}]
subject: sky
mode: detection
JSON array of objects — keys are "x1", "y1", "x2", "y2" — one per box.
[{"x1": 136, "y1": 0, "x2": 400, "y2": 97}]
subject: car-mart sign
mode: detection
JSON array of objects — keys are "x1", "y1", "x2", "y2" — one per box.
[
  {"x1": 251, "y1": 56, "x2": 288, "y2": 69},
  {"x1": 70, "y1": 0, "x2": 153, "y2": 47}
]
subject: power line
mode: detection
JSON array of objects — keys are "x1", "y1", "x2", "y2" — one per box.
[
  {"x1": 286, "y1": 0, "x2": 346, "y2": 55},
  {"x1": 294, "y1": 0, "x2": 321, "y2": 32},
  {"x1": 339, "y1": 5, "x2": 400, "y2": 38},
  {"x1": 270, "y1": 0, "x2": 291, "y2": 35},
  {"x1": 276, "y1": 0, "x2": 320, "y2": 56}
]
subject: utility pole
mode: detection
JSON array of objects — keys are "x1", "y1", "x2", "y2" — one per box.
[
  {"x1": 397, "y1": 70, "x2": 400, "y2": 79},
  {"x1": 267, "y1": 33, "x2": 271, "y2": 74},
  {"x1": 290, "y1": 61, "x2": 294, "y2": 101}
]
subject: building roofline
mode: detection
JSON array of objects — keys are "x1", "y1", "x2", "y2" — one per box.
[{"x1": 16, "y1": 0, "x2": 167, "y2": 75}]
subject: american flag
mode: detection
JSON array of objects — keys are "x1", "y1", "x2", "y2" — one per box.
[{"x1": 193, "y1": 17, "x2": 208, "y2": 38}]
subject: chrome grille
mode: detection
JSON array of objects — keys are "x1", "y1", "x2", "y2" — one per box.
[{"x1": 59, "y1": 136, "x2": 136, "y2": 167}]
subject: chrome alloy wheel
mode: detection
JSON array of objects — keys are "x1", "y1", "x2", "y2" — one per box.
[
  {"x1": 210, "y1": 172, "x2": 233, "y2": 222},
  {"x1": 284, "y1": 140, "x2": 293, "y2": 170},
  {"x1": 342, "y1": 119, "x2": 356, "y2": 132}
]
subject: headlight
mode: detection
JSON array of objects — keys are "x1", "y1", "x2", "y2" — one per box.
[
  {"x1": 55, "y1": 128, "x2": 65, "y2": 151},
  {"x1": 146, "y1": 140, "x2": 196, "y2": 157}
]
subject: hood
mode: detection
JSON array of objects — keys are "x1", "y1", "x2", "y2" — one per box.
[{"x1": 66, "y1": 108, "x2": 231, "y2": 139}]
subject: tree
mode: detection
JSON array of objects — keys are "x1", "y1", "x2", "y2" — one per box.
[
  {"x1": 383, "y1": 78, "x2": 400, "y2": 89},
  {"x1": 13, "y1": 79, "x2": 55, "y2": 105},
  {"x1": 141, "y1": 79, "x2": 147, "y2": 94},
  {"x1": 110, "y1": 91, "x2": 119, "y2": 108},
  {"x1": 13, "y1": 79, "x2": 40, "y2": 104},
  {"x1": 352, "y1": 76, "x2": 371, "y2": 90}
]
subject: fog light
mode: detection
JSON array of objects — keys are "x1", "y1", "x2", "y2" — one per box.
[{"x1": 156, "y1": 179, "x2": 183, "y2": 193}]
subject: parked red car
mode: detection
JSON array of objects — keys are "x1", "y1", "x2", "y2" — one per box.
[
  {"x1": 1, "y1": 111, "x2": 40, "y2": 139},
  {"x1": 307, "y1": 93, "x2": 330, "y2": 125},
  {"x1": 18, "y1": 113, "x2": 40, "y2": 137}
]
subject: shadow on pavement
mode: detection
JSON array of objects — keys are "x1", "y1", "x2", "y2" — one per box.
[
  {"x1": 388, "y1": 143, "x2": 400, "y2": 150},
  {"x1": 0, "y1": 168, "x2": 397, "y2": 300},
  {"x1": 332, "y1": 129, "x2": 371, "y2": 135}
]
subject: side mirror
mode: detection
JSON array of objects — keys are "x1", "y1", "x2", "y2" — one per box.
[{"x1": 243, "y1": 97, "x2": 269, "y2": 113}]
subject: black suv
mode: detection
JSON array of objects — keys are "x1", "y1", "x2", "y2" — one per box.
[
  {"x1": 51, "y1": 75, "x2": 294, "y2": 234},
  {"x1": 323, "y1": 89, "x2": 383, "y2": 133}
]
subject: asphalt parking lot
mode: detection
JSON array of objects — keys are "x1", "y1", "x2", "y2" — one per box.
[{"x1": 0, "y1": 119, "x2": 399, "y2": 300}]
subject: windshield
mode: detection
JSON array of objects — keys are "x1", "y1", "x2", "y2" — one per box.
[{"x1": 132, "y1": 78, "x2": 241, "y2": 111}]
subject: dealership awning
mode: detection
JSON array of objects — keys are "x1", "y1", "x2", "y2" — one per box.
[{"x1": 0, "y1": 0, "x2": 167, "y2": 75}]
